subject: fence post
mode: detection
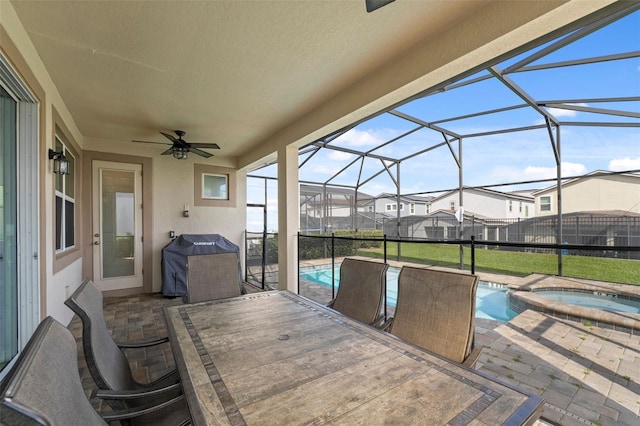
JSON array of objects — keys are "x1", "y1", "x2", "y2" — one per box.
[
  {"x1": 331, "y1": 232, "x2": 335, "y2": 300},
  {"x1": 471, "y1": 235, "x2": 475, "y2": 275},
  {"x1": 383, "y1": 234, "x2": 388, "y2": 320}
]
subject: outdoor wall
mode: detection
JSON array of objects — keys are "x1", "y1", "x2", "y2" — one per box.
[
  {"x1": 1, "y1": 1, "x2": 86, "y2": 326},
  {"x1": 151, "y1": 156, "x2": 247, "y2": 293},
  {"x1": 429, "y1": 189, "x2": 534, "y2": 219},
  {"x1": 535, "y1": 174, "x2": 640, "y2": 216}
]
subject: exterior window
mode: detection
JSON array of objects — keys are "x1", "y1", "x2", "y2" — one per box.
[
  {"x1": 450, "y1": 201, "x2": 455, "y2": 211},
  {"x1": 410, "y1": 203, "x2": 415, "y2": 214},
  {"x1": 54, "y1": 136, "x2": 75, "y2": 252},
  {"x1": 202, "y1": 173, "x2": 228, "y2": 200},
  {"x1": 426, "y1": 204, "x2": 431, "y2": 214},
  {"x1": 386, "y1": 203, "x2": 404, "y2": 211},
  {"x1": 525, "y1": 206, "x2": 529, "y2": 217},
  {"x1": 540, "y1": 196, "x2": 552, "y2": 212},
  {"x1": 509, "y1": 200, "x2": 513, "y2": 212},
  {"x1": 519, "y1": 202, "x2": 523, "y2": 213},
  {"x1": 367, "y1": 206, "x2": 374, "y2": 212}
]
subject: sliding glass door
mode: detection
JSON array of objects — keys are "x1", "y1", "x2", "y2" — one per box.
[{"x1": 0, "y1": 85, "x2": 18, "y2": 372}]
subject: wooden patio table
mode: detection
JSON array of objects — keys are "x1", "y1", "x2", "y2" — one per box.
[{"x1": 164, "y1": 291, "x2": 543, "y2": 425}]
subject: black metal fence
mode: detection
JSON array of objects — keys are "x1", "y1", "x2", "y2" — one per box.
[{"x1": 379, "y1": 213, "x2": 640, "y2": 260}]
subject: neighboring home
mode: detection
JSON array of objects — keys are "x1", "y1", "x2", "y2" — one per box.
[
  {"x1": 362, "y1": 193, "x2": 433, "y2": 217},
  {"x1": 428, "y1": 187, "x2": 535, "y2": 219},
  {"x1": 533, "y1": 171, "x2": 640, "y2": 216}
]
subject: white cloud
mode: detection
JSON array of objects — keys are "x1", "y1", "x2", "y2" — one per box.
[
  {"x1": 535, "y1": 103, "x2": 589, "y2": 124},
  {"x1": 308, "y1": 164, "x2": 343, "y2": 175},
  {"x1": 523, "y1": 162, "x2": 588, "y2": 180},
  {"x1": 333, "y1": 128, "x2": 386, "y2": 147},
  {"x1": 547, "y1": 103, "x2": 588, "y2": 118},
  {"x1": 609, "y1": 156, "x2": 640, "y2": 171},
  {"x1": 328, "y1": 151, "x2": 354, "y2": 161}
]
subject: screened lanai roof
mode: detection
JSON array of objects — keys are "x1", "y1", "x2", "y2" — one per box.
[{"x1": 249, "y1": 3, "x2": 639, "y2": 199}]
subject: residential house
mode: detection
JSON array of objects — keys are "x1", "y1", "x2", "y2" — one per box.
[
  {"x1": 533, "y1": 171, "x2": 640, "y2": 216},
  {"x1": 362, "y1": 193, "x2": 433, "y2": 218},
  {"x1": 428, "y1": 187, "x2": 535, "y2": 219}
]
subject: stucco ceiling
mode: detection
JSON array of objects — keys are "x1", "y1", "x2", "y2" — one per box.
[{"x1": 9, "y1": 1, "x2": 603, "y2": 169}]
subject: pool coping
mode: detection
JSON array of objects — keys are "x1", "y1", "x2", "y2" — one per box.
[{"x1": 504, "y1": 273, "x2": 640, "y2": 335}]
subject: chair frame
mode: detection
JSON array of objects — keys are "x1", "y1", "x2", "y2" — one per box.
[
  {"x1": 0, "y1": 316, "x2": 189, "y2": 426},
  {"x1": 184, "y1": 252, "x2": 245, "y2": 304},
  {"x1": 328, "y1": 257, "x2": 388, "y2": 326},
  {"x1": 65, "y1": 279, "x2": 180, "y2": 411},
  {"x1": 380, "y1": 266, "x2": 480, "y2": 365}
]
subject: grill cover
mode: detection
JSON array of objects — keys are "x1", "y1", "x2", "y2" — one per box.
[{"x1": 161, "y1": 234, "x2": 241, "y2": 296}]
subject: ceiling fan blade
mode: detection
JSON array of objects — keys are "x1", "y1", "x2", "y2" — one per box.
[
  {"x1": 189, "y1": 147, "x2": 214, "y2": 158},
  {"x1": 365, "y1": 0, "x2": 395, "y2": 13},
  {"x1": 190, "y1": 143, "x2": 220, "y2": 149},
  {"x1": 160, "y1": 131, "x2": 178, "y2": 143},
  {"x1": 132, "y1": 139, "x2": 170, "y2": 146},
  {"x1": 160, "y1": 148, "x2": 174, "y2": 155}
]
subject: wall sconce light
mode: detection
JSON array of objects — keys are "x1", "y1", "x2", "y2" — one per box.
[
  {"x1": 183, "y1": 204, "x2": 190, "y2": 217},
  {"x1": 48, "y1": 149, "x2": 70, "y2": 175}
]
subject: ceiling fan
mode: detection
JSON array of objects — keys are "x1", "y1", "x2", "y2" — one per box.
[{"x1": 132, "y1": 130, "x2": 220, "y2": 159}]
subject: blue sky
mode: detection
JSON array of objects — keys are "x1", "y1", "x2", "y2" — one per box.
[{"x1": 247, "y1": 9, "x2": 640, "y2": 232}]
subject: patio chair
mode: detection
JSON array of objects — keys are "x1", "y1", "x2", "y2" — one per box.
[
  {"x1": 380, "y1": 266, "x2": 479, "y2": 365},
  {"x1": 64, "y1": 279, "x2": 181, "y2": 411},
  {"x1": 184, "y1": 252, "x2": 244, "y2": 303},
  {"x1": 328, "y1": 257, "x2": 388, "y2": 326},
  {"x1": 0, "y1": 316, "x2": 190, "y2": 426}
]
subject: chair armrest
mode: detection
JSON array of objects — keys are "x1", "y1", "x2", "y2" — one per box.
[
  {"x1": 461, "y1": 345, "x2": 485, "y2": 368},
  {"x1": 377, "y1": 317, "x2": 394, "y2": 331},
  {"x1": 115, "y1": 335, "x2": 169, "y2": 348},
  {"x1": 100, "y1": 395, "x2": 186, "y2": 422},
  {"x1": 93, "y1": 382, "x2": 182, "y2": 400},
  {"x1": 370, "y1": 314, "x2": 386, "y2": 328}
]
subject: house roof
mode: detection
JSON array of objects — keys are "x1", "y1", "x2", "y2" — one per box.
[
  {"x1": 429, "y1": 187, "x2": 534, "y2": 203},
  {"x1": 532, "y1": 170, "x2": 640, "y2": 195}
]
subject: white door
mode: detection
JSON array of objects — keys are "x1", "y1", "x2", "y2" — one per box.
[{"x1": 92, "y1": 161, "x2": 143, "y2": 291}]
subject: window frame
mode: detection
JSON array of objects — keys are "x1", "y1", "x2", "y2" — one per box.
[
  {"x1": 53, "y1": 135, "x2": 76, "y2": 253},
  {"x1": 52, "y1": 115, "x2": 82, "y2": 274},
  {"x1": 540, "y1": 196, "x2": 552, "y2": 212},
  {"x1": 194, "y1": 164, "x2": 237, "y2": 207}
]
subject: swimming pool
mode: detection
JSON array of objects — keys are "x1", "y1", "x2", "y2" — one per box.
[
  {"x1": 533, "y1": 290, "x2": 640, "y2": 314},
  {"x1": 299, "y1": 265, "x2": 518, "y2": 322}
]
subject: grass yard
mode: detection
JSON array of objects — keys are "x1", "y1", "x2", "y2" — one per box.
[{"x1": 358, "y1": 242, "x2": 640, "y2": 286}]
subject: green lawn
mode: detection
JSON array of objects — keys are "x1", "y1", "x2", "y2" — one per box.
[{"x1": 358, "y1": 242, "x2": 640, "y2": 286}]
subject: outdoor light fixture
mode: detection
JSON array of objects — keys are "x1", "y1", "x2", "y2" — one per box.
[
  {"x1": 48, "y1": 149, "x2": 70, "y2": 175},
  {"x1": 172, "y1": 147, "x2": 188, "y2": 160}
]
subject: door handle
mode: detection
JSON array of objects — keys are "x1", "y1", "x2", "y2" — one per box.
[{"x1": 94, "y1": 241, "x2": 100, "y2": 245}]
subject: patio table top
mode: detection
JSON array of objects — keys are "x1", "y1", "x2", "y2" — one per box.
[{"x1": 164, "y1": 290, "x2": 543, "y2": 425}]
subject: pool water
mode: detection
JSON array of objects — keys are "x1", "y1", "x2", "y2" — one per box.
[
  {"x1": 534, "y1": 290, "x2": 640, "y2": 314},
  {"x1": 300, "y1": 265, "x2": 518, "y2": 322}
]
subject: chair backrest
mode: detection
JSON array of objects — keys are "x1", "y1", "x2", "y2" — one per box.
[
  {"x1": 185, "y1": 252, "x2": 242, "y2": 303},
  {"x1": 331, "y1": 258, "x2": 388, "y2": 325},
  {"x1": 64, "y1": 279, "x2": 136, "y2": 392},
  {"x1": 0, "y1": 316, "x2": 107, "y2": 425},
  {"x1": 391, "y1": 267, "x2": 478, "y2": 363}
]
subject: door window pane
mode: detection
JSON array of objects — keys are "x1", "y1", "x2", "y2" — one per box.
[{"x1": 101, "y1": 170, "x2": 135, "y2": 279}]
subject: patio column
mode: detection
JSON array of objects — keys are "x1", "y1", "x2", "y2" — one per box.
[{"x1": 277, "y1": 145, "x2": 299, "y2": 292}]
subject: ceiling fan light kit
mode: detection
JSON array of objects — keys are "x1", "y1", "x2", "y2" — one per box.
[{"x1": 132, "y1": 130, "x2": 220, "y2": 160}]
